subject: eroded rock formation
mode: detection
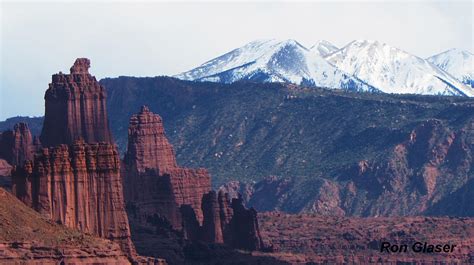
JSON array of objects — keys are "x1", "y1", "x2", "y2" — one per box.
[
  {"x1": 10, "y1": 59, "x2": 150, "y2": 263},
  {"x1": 12, "y1": 140, "x2": 137, "y2": 258},
  {"x1": 40, "y1": 58, "x2": 113, "y2": 147},
  {"x1": 199, "y1": 191, "x2": 264, "y2": 250},
  {"x1": 0, "y1": 122, "x2": 35, "y2": 166},
  {"x1": 123, "y1": 106, "x2": 264, "y2": 258},
  {"x1": 123, "y1": 106, "x2": 211, "y2": 229}
]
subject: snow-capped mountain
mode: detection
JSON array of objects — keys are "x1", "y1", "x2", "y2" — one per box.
[
  {"x1": 326, "y1": 40, "x2": 473, "y2": 97},
  {"x1": 310, "y1": 40, "x2": 339, "y2": 57},
  {"x1": 427, "y1": 48, "x2": 473, "y2": 88},
  {"x1": 175, "y1": 39, "x2": 377, "y2": 92}
]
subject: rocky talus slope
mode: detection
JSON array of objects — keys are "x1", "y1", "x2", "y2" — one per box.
[{"x1": 0, "y1": 187, "x2": 131, "y2": 265}]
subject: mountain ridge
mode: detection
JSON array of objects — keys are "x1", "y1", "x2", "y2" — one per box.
[
  {"x1": 428, "y1": 48, "x2": 473, "y2": 88},
  {"x1": 176, "y1": 39, "x2": 473, "y2": 97},
  {"x1": 175, "y1": 39, "x2": 378, "y2": 92}
]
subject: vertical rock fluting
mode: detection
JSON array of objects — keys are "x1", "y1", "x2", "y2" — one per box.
[
  {"x1": 11, "y1": 59, "x2": 149, "y2": 262},
  {"x1": 40, "y1": 58, "x2": 113, "y2": 147},
  {"x1": 0, "y1": 123, "x2": 35, "y2": 166},
  {"x1": 123, "y1": 106, "x2": 211, "y2": 229},
  {"x1": 12, "y1": 141, "x2": 137, "y2": 258}
]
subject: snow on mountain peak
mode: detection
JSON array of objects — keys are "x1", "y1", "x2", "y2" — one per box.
[
  {"x1": 427, "y1": 48, "x2": 473, "y2": 87},
  {"x1": 327, "y1": 40, "x2": 473, "y2": 96},
  {"x1": 310, "y1": 40, "x2": 339, "y2": 57},
  {"x1": 175, "y1": 39, "x2": 376, "y2": 92},
  {"x1": 174, "y1": 38, "x2": 473, "y2": 97}
]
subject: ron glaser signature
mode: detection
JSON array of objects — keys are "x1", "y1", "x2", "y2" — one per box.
[{"x1": 380, "y1": 242, "x2": 457, "y2": 253}]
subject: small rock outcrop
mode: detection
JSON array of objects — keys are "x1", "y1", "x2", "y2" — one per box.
[
  {"x1": 199, "y1": 191, "x2": 264, "y2": 251},
  {"x1": 40, "y1": 58, "x2": 113, "y2": 147}
]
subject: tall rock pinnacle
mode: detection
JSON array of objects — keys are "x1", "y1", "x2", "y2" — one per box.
[
  {"x1": 11, "y1": 59, "x2": 152, "y2": 262},
  {"x1": 40, "y1": 58, "x2": 113, "y2": 147},
  {"x1": 125, "y1": 105, "x2": 178, "y2": 174},
  {"x1": 123, "y1": 106, "x2": 211, "y2": 229},
  {"x1": 123, "y1": 106, "x2": 264, "y2": 251}
]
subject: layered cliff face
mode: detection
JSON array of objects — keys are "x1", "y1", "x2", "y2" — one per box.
[
  {"x1": 0, "y1": 122, "x2": 35, "y2": 166},
  {"x1": 12, "y1": 140, "x2": 137, "y2": 257},
  {"x1": 40, "y1": 58, "x2": 113, "y2": 147},
  {"x1": 123, "y1": 106, "x2": 211, "y2": 229}
]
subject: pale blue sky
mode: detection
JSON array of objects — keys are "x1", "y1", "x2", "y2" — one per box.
[{"x1": 1, "y1": 1, "x2": 472, "y2": 120}]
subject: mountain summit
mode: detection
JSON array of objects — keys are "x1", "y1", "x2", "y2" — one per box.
[
  {"x1": 175, "y1": 39, "x2": 377, "y2": 92},
  {"x1": 427, "y1": 48, "x2": 473, "y2": 88},
  {"x1": 310, "y1": 40, "x2": 339, "y2": 57},
  {"x1": 326, "y1": 40, "x2": 473, "y2": 96}
]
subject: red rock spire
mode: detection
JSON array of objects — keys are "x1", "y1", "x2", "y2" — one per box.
[
  {"x1": 13, "y1": 59, "x2": 141, "y2": 261},
  {"x1": 123, "y1": 106, "x2": 264, "y2": 251},
  {"x1": 40, "y1": 58, "x2": 113, "y2": 147},
  {"x1": 123, "y1": 106, "x2": 211, "y2": 229},
  {"x1": 125, "y1": 105, "x2": 178, "y2": 174},
  {"x1": 70, "y1": 58, "x2": 91, "y2": 74}
]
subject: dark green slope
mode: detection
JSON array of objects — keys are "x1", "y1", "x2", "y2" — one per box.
[
  {"x1": 3, "y1": 77, "x2": 472, "y2": 216},
  {"x1": 101, "y1": 77, "x2": 472, "y2": 185}
]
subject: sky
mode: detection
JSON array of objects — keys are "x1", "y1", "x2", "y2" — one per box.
[{"x1": 1, "y1": 1, "x2": 472, "y2": 120}]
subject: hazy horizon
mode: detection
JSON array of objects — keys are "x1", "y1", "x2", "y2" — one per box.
[{"x1": 1, "y1": 1, "x2": 472, "y2": 120}]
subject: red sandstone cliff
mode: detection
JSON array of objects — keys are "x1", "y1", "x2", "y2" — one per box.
[
  {"x1": 12, "y1": 140, "x2": 138, "y2": 258},
  {"x1": 123, "y1": 106, "x2": 211, "y2": 229},
  {"x1": 9, "y1": 59, "x2": 152, "y2": 263},
  {"x1": 40, "y1": 58, "x2": 113, "y2": 147},
  {"x1": 123, "y1": 106, "x2": 264, "y2": 254}
]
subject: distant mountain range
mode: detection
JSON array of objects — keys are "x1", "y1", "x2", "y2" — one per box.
[{"x1": 175, "y1": 39, "x2": 473, "y2": 97}]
